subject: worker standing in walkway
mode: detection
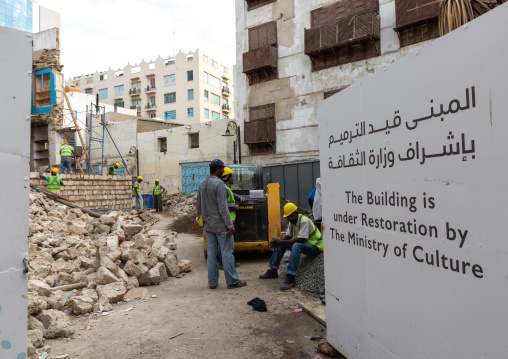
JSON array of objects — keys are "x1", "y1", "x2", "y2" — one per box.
[
  {"x1": 153, "y1": 179, "x2": 166, "y2": 212},
  {"x1": 196, "y1": 159, "x2": 246, "y2": 290},
  {"x1": 107, "y1": 163, "x2": 120, "y2": 176},
  {"x1": 217, "y1": 167, "x2": 244, "y2": 269},
  {"x1": 39, "y1": 168, "x2": 64, "y2": 195},
  {"x1": 132, "y1": 176, "x2": 143, "y2": 211},
  {"x1": 259, "y1": 202, "x2": 323, "y2": 290},
  {"x1": 60, "y1": 142, "x2": 74, "y2": 174}
]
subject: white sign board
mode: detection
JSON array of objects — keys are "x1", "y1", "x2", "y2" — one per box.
[{"x1": 319, "y1": 4, "x2": 508, "y2": 358}]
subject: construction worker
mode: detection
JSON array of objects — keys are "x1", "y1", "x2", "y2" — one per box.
[
  {"x1": 153, "y1": 179, "x2": 166, "y2": 212},
  {"x1": 132, "y1": 176, "x2": 143, "y2": 211},
  {"x1": 217, "y1": 167, "x2": 244, "y2": 269},
  {"x1": 39, "y1": 168, "x2": 64, "y2": 195},
  {"x1": 60, "y1": 142, "x2": 74, "y2": 174},
  {"x1": 259, "y1": 202, "x2": 323, "y2": 290},
  {"x1": 107, "y1": 163, "x2": 120, "y2": 176}
]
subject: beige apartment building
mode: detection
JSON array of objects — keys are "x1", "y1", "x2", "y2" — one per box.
[{"x1": 67, "y1": 49, "x2": 234, "y2": 125}]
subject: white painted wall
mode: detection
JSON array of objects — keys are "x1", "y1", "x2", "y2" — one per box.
[{"x1": 0, "y1": 26, "x2": 32, "y2": 359}]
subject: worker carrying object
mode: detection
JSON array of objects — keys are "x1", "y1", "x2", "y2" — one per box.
[
  {"x1": 259, "y1": 202, "x2": 323, "y2": 290},
  {"x1": 60, "y1": 142, "x2": 74, "y2": 174},
  {"x1": 107, "y1": 163, "x2": 120, "y2": 176},
  {"x1": 217, "y1": 167, "x2": 244, "y2": 269},
  {"x1": 132, "y1": 176, "x2": 143, "y2": 211},
  {"x1": 39, "y1": 168, "x2": 64, "y2": 195},
  {"x1": 152, "y1": 179, "x2": 166, "y2": 213}
]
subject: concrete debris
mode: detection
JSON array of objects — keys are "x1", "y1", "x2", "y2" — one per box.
[
  {"x1": 162, "y1": 192, "x2": 197, "y2": 215},
  {"x1": 318, "y1": 338, "x2": 344, "y2": 358},
  {"x1": 27, "y1": 188, "x2": 190, "y2": 347},
  {"x1": 178, "y1": 260, "x2": 192, "y2": 273}
]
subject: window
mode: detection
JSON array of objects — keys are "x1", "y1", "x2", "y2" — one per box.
[
  {"x1": 395, "y1": 0, "x2": 440, "y2": 48},
  {"x1": 249, "y1": 21, "x2": 277, "y2": 51},
  {"x1": 246, "y1": 0, "x2": 277, "y2": 11},
  {"x1": 189, "y1": 133, "x2": 199, "y2": 149},
  {"x1": 209, "y1": 74, "x2": 221, "y2": 88},
  {"x1": 99, "y1": 74, "x2": 107, "y2": 81},
  {"x1": 163, "y1": 74, "x2": 176, "y2": 86},
  {"x1": 211, "y1": 111, "x2": 220, "y2": 120},
  {"x1": 131, "y1": 99, "x2": 141, "y2": 108},
  {"x1": 85, "y1": 89, "x2": 93, "y2": 95},
  {"x1": 149, "y1": 96, "x2": 156, "y2": 105},
  {"x1": 85, "y1": 77, "x2": 93, "y2": 84},
  {"x1": 223, "y1": 98, "x2": 229, "y2": 106},
  {"x1": 131, "y1": 81, "x2": 141, "y2": 90},
  {"x1": 187, "y1": 70, "x2": 193, "y2": 81},
  {"x1": 203, "y1": 55, "x2": 208, "y2": 63},
  {"x1": 186, "y1": 54, "x2": 194, "y2": 61},
  {"x1": 187, "y1": 89, "x2": 194, "y2": 100},
  {"x1": 114, "y1": 102, "x2": 124, "y2": 111},
  {"x1": 164, "y1": 92, "x2": 176, "y2": 104},
  {"x1": 131, "y1": 66, "x2": 140, "y2": 74},
  {"x1": 164, "y1": 110, "x2": 176, "y2": 120},
  {"x1": 210, "y1": 93, "x2": 220, "y2": 105},
  {"x1": 149, "y1": 78, "x2": 156, "y2": 88},
  {"x1": 187, "y1": 108, "x2": 194, "y2": 117},
  {"x1": 150, "y1": 114, "x2": 157, "y2": 118},
  {"x1": 149, "y1": 63, "x2": 156, "y2": 70},
  {"x1": 114, "y1": 70, "x2": 123, "y2": 77},
  {"x1": 223, "y1": 66, "x2": 228, "y2": 74},
  {"x1": 165, "y1": 58, "x2": 175, "y2": 66},
  {"x1": 203, "y1": 71, "x2": 209, "y2": 83},
  {"x1": 246, "y1": 103, "x2": 276, "y2": 154},
  {"x1": 158, "y1": 137, "x2": 167, "y2": 152},
  {"x1": 114, "y1": 85, "x2": 124, "y2": 96},
  {"x1": 224, "y1": 115, "x2": 229, "y2": 119},
  {"x1": 204, "y1": 109, "x2": 209, "y2": 118},
  {"x1": 204, "y1": 90, "x2": 209, "y2": 101},
  {"x1": 212, "y1": 60, "x2": 218, "y2": 68},
  {"x1": 98, "y1": 88, "x2": 108, "y2": 99}
]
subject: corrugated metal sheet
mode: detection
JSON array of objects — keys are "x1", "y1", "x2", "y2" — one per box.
[{"x1": 181, "y1": 162, "x2": 209, "y2": 194}]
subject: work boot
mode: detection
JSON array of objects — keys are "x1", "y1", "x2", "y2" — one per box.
[
  {"x1": 259, "y1": 268, "x2": 278, "y2": 279},
  {"x1": 280, "y1": 274, "x2": 296, "y2": 291},
  {"x1": 227, "y1": 280, "x2": 247, "y2": 289}
]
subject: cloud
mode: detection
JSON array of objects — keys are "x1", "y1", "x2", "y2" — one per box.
[{"x1": 38, "y1": 0, "x2": 236, "y2": 78}]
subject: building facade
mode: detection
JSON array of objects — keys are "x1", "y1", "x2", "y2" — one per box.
[
  {"x1": 67, "y1": 49, "x2": 234, "y2": 125},
  {"x1": 0, "y1": 0, "x2": 33, "y2": 32},
  {"x1": 235, "y1": 0, "x2": 442, "y2": 166}
]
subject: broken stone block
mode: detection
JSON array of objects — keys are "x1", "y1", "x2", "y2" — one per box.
[
  {"x1": 126, "y1": 276, "x2": 139, "y2": 290},
  {"x1": 178, "y1": 260, "x2": 192, "y2": 273},
  {"x1": 27, "y1": 338, "x2": 37, "y2": 359},
  {"x1": 36, "y1": 309, "x2": 74, "y2": 338},
  {"x1": 133, "y1": 233, "x2": 153, "y2": 249},
  {"x1": 116, "y1": 268, "x2": 129, "y2": 283},
  {"x1": 100, "y1": 256, "x2": 119, "y2": 275},
  {"x1": 28, "y1": 315, "x2": 46, "y2": 335},
  {"x1": 28, "y1": 296, "x2": 47, "y2": 316},
  {"x1": 54, "y1": 272, "x2": 74, "y2": 287},
  {"x1": 96, "y1": 282, "x2": 126, "y2": 303},
  {"x1": 123, "y1": 223, "x2": 143, "y2": 239},
  {"x1": 124, "y1": 287, "x2": 149, "y2": 300},
  {"x1": 81, "y1": 288, "x2": 99, "y2": 302},
  {"x1": 166, "y1": 242, "x2": 177, "y2": 250},
  {"x1": 100, "y1": 215, "x2": 115, "y2": 226},
  {"x1": 146, "y1": 256, "x2": 158, "y2": 270},
  {"x1": 155, "y1": 262, "x2": 168, "y2": 281},
  {"x1": 70, "y1": 219, "x2": 88, "y2": 235},
  {"x1": 318, "y1": 339, "x2": 343, "y2": 358},
  {"x1": 111, "y1": 229, "x2": 125, "y2": 242},
  {"x1": 95, "y1": 223, "x2": 111, "y2": 235},
  {"x1": 106, "y1": 247, "x2": 122, "y2": 262},
  {"x1": 106, "y1": 235, "x2": 119, "y2": 248},
  {"x1": 28, "y1": 329, "x2": 45, "y2": 348},
  {"x1": 94, "y1": 267, "x2": 119, "y2": 285},
  {"x1": 51, "y1": 259, "x2": 79, "y2": 274},
  {"x1": 123, "y1": 261, "x2": 142, "y2": 277},
  {"x1": 28, "y1": 279, "x2": 52, "y2": 297},
  {"x1": 153, "y1": 246, "x2": 170, "y2": 261},
  {"x1": 68, "y1": 296, "x2": 94, "y2": 315},
  {"x1": 163, "y1": 251, "x2": 180, "y2": 277},
  {"x1": 79, "y1": 256, "x2": 93, "y2": 270},
  {"x1": 138, "y1": 267, "x2": 161, "y2": 286}
]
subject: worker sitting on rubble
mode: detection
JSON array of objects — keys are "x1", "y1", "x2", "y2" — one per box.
[
  {"x1": 107, "y1": 163, "x2": 120, "y2": 176},
  {"x1": 39, "y1": 168, "x2": 64, "y2": 195},
  {"x1": 60, "y1": 142, "x2": 74, "y2": 174},
  {"x1": 153, "y1": 179, "x2": 166, "y2": 213},
  {"x1": 259, "y1": 202, "x2": 323, "y2": 290},
  {"x1": 132, "y1": 176, "x2": 143, "y2": 211},
  {"x1": 217, "y1": 167, "x2": 244, "y2": 270}
]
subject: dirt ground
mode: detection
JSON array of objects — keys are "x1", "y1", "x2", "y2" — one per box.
[{"x1": 46, "y1": 212, "x2": 331, "y2": 359}]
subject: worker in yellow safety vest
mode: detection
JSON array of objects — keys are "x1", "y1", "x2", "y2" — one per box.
[
  {"x1": 259, "y1": 202, "x2": 323, "y2": 290},
  {"x1": 132, "y1": 176, "x2": 143, "y2": 211},
  {"x1": 152, "y1": 179, "x2": 166, "y2": 212},
  {"x1": 39, "y1": 168, "x2": 64, "y2": 195},
  {"x1": 60, "y1": 142, "x2": 74, "y2": 174},
  {"x1": 107, "y1": 163, "x2": 120, "y2": 176},
  {"x1": 217, "y1": 167, "x2": 245, "y2": 269}
]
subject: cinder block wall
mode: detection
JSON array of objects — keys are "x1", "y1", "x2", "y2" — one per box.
[{"x1": 30, "y1": 173, "x2": 132, "y2": 209}]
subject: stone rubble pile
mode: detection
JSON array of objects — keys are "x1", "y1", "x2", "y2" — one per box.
[
  {"x1": 27, "y1": 189, "x2": 192, "y2": 358},
  {"x1": 162, "y1": 192, "x2": 197, "y2": 215}
]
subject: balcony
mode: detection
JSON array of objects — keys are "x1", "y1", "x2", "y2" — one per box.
[
  {"x1": 222, "y1": 104, "x2": 231, "y2": 113},
  {"x1": 304, "y1": 10, "x2": 380, "y2": 71},
  {"x1": 129, "y1": 88, "x2": 141, "y2": 96},
  {"x1": 222, "y1": 86, "x2": 230, "y2": 97},
  {"x1": 130, "y1": 105, "x2": 141, "y2": 112},
  {"x1": 145, "y1": 103, "x2": 157, "y2": 111},
  {"x1": 222, "y1": 73, "x2": 230, "y2": 81},
  {"x1": 145, "y1": 85, "x2": 156, "y2": 94},
  {"x1": 242, "y1": 45, "x2": 278, "y2": 84}
]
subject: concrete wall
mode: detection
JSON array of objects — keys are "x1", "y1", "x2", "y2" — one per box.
[
  {"x1": 137, "y1": 118, "x2": 235, "y2": 193},
  {"x1": 39, "y1": 5, "x2": 61, "y2": 32},
  {"x1": 66, "y1": 49, "x2": 234, "y2": 124},
  {"x1": 235, "y1": 0, "x2": 440, "y2": 166},
  {"x1": 0, "y1": 26, "x2": 32, "y2": 359},
  {"x1": 30, "y1": 173, "x2": 132, "y2": 209}
]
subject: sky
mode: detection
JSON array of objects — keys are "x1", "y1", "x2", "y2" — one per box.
[{"x1": 37, "y1": 0, "x2": 237, "y2": 79}]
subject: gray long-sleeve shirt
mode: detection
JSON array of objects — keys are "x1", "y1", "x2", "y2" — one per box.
[{"x1": 196, "y1": 175, "x2": 234, "y2": 233}]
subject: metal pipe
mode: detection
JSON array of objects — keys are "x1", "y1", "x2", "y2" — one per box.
[
  {"x1": 238, "y1": 125, "x2": 242, "y2": 164},
  {"x1": 103, "y1": 124, "x2": 131, "y2": 175}
]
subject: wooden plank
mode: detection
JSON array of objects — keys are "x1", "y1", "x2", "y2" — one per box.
[{"x1": 301, "y1": 300, "x2": 327, "y2": 326}]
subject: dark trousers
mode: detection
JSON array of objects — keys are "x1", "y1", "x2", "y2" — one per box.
[{"x1": 154, "y1": 194, "x2": 163, "y2": 212}]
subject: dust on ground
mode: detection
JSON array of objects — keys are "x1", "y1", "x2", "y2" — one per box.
[{"x1": 166, "y1": 213, "x2": 203, "y2": 236}]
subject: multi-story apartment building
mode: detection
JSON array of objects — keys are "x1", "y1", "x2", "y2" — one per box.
[
  {"x1": 235, "y1": 0, "x2": 442, "y2": 166},
  {"x1": 68, "y1": 49, "x2": 234, "y2": 125}
]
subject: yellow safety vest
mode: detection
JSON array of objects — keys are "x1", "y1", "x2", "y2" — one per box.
[
  {"x1": 47, "y1": 175, "x2": 62, "y2": 192},
  {"x1": 154, "y1": 184, "x2": 162, "y2": 195},
  {"x1": 132, "y1": 182, "x2": 141, "y2": 195},
  {"x1": 291, "y1": 214, "x2": 323, "y2": 251},
  {"x1": 61, "y1": 144, "x2": 73, "y2": 157},
  {"x1": 225, "y1": 184, "x2": 236, "y2": 221}
]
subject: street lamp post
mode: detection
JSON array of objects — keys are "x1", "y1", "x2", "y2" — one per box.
[{"x1": 222, "y1": 121, "x2": 241, "y2": 164}]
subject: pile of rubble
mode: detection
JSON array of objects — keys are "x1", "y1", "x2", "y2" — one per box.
[
  {"x1": 162, "y1": 192, "x2": 196, "y2": 215},
  {"x1": 27, "y1": 189, "x2": 191, "y2": 358}
]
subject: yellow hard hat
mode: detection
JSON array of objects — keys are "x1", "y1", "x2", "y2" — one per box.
[
  {"x1": 222, "y1": 167, "x2": 235, "y2": 177},
  {"x1": 115, "y1": 163, "x2": 120, "y2": 167},
  {"x1": 155, "y1": 179, "x2": 160, "y2": 182},
  {"x1": 52, "y1": 168, "x2": 59, "y2": 174},
  {"x1": 138, "y1": 176, "x2": 143, "y2": 180},
  {"x1": 283, "y1": 203, "x2": 298, "y2": 217},
  {"x1": 198, "y1": 216, "x2": 203, "y2": 227},
  {"x1": 61, "y1": 142, "x2": 65, "y2": 146}
]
